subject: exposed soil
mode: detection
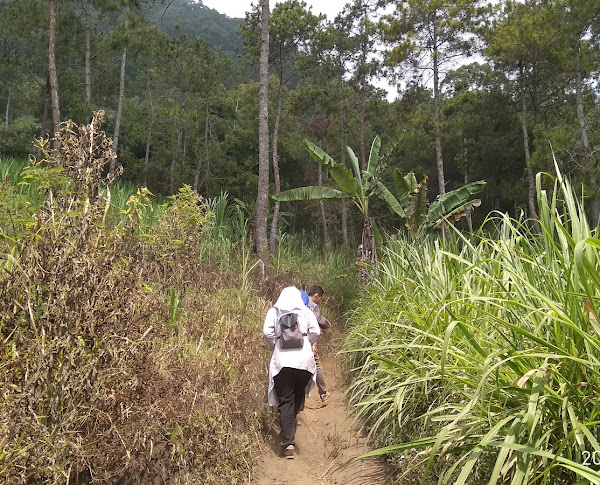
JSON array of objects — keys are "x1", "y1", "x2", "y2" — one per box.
[{"x1": 252, "y1": 330, "x2": 394, "y2": 485}]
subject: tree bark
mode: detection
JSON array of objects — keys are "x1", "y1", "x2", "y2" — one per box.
[
  {"x1": 41, "y1": 74, "x2": 50, "y2": 139},
  {"x1": 360, "y1": 74, "x2": 366, "y2": 171},
  {"x1": 574, "y1": 47, "x2": 599, "y2": 226},
  {"x1": 143, "y1": 118, "x2": 152, "y2": 187},
  {"x1": 48, "y1": 0, "x2": 60, "y2": 148},
  {"x1": 143, "y1": 82, "x2": 153, "y2": 187},
  {"x1": 340, "y1": 101, "x2": 349, "y2": 247},
  {"x1": 520, "y1": 67, "x2": 538, "y2": 223},
  {"x1": 318, "y1": 164, "x2": 329, "y2": 244},
  {"x1": 111, "y1": 44, "x2": 127, "y2": 172},
  {"x1": 84, "y1": 0, "x2": 92, "y2": 106},
  {"x1": 432, "y1": 34, "x2": 445, "y2": 196},
  {"x1": 255, "y1": 0, "x2": 270, "y2": 273},
  {"x1": 358, "y1": 0, "x2": 368, "y2": 171},
  {"x1": 111, "y1": 4, "x2": 129, "y2": 173},
  {"x1": 360, "y1": 213, "x2": 375, "y2": 285},
  {"x1": 193, "y1": 106, "x2": 210, "y2": 192},
  {"x1": 4, "y1": 87, "x2": 10, "y2": 129},
  {"x1": 170, "y1": 120, "x2": 182, "y2": 195},
  {"x1": 269, "y1": 82, "x2": 284, "y2": 255}
]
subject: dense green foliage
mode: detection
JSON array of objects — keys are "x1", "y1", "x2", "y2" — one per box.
[{"x1": 1, "y1": 0, "x2": 599, "y2": 244}]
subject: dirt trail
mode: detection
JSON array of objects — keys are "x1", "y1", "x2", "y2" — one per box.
[{"x1": 252, "y1": 332, "x2": 393, "y2": 485}]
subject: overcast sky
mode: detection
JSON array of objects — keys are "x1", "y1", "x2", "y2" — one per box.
[{"x1": 200, "y1": 0, "x2": 350, "y2": 20}]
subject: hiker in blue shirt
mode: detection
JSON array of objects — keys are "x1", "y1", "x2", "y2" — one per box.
[{"x1": 300, "y1": 289, "x2": 309, "y2": 306}]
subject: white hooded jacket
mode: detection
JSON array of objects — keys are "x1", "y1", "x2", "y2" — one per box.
[{"x1": 263, "y1": 286, "x2": 320, "y2": 406}]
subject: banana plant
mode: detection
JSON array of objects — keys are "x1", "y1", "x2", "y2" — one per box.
[
  {"x1": 391, "y1": 171, "x2": 486, "y2": 234},
  {"x1": 273, "y1": 134, "x2": 404, "y2": 282}
]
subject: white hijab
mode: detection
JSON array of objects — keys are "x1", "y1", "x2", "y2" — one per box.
[{"x1": 273, "y1": 286, "x2": 306, "y2": 315}]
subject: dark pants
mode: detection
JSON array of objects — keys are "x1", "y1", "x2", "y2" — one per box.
[{"x1": 273, "y1": 367, "x2": 312, "y2": 448}]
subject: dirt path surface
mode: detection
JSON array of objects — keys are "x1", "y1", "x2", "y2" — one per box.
[{"x1": 252, "y1": 334, "x2": 393, "y2": 485}]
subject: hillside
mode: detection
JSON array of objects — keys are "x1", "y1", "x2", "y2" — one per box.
[{"x1": 145, "y1": 0, "x2": 243, "y2": 55}]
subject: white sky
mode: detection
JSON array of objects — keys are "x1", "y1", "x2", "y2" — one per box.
[{"x1": 201, "y1": 0, "x2": 350, "y2": 20}]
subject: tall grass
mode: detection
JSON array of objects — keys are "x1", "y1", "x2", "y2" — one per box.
[
  {"x1": 0, "y1": 157, "x2": 165, "y2": 229},
  {"x1": 0, "y1": 157, "x2": 28, "y2": 185},
  {"x1": 344, "y1": 165, "x2": 600, "y2": 484}
]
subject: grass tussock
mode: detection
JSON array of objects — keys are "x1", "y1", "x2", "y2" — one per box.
[{"x1": 0, "y1": 113, "x2": 272, "y2": 484}]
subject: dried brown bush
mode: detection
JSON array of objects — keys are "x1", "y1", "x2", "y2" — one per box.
[{"x1": 0, "y1": 113, "x2": 270, "y2": 484}]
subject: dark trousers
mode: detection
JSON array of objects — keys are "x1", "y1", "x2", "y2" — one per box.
[{"x1": 273, "y1": 367, "x2": 312, "y2": 448}]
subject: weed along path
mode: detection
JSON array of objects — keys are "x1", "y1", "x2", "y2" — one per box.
[{"x1": 252, "y1": 330, "x2": 393, "y2": 485}]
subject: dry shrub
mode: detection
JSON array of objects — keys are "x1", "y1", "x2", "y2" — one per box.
[{"x1": 0, "y1": 113, "x2": 269, "y2": 484}]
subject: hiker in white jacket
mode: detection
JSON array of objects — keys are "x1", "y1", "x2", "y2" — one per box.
[{"x1": 263, "y1": 286, "x2": 320, "y2": 458}]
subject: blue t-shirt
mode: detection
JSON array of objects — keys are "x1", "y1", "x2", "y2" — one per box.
[{"x1": 300, "y1": 290, "x2": 309, "y2": 306}]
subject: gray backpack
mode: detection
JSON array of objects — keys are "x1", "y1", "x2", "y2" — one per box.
[{"x1": 277, "y1": 312, "x2": 306, "y2": 349}]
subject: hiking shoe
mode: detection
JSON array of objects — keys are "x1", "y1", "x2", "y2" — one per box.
[
  {"x1": 320, "y1": 391, "x2": 330, "y2": 402},
  {"x1": 283, "y1": 444, "x2": 295, "y2": 459}
]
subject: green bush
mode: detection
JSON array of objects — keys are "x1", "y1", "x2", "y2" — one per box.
[{"x1": 0, "y1": 113, "x2": 270, "y2": 484}]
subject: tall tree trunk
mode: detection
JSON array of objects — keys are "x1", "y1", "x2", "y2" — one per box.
[
  {"x1": 359, "y1": 0, "x2": 367, "y2": 171},
  {"x1": 143, "y1": 118, "x2": 152, "y2": 187},
  {"x1": 143, "y1": 83, "x2": 153, "y2": 187},
  {"x1": 520, "y1": 65, "x2": 538, "y2": 223},
  {"x1": 193, "y1": 106, "x2": 210, "y2": 192},
  {"x1": 318, "y1": 164, "x2": 329, "y2": 244},
  {"x1": 4, "y1": 88, "x2": 10, "y2": 129},
  {"x1": 111, "y1": 5, "x2": 129, "y2": 173},
  {"x1": 432, "y1": 38, "x2": 445, "y2": 196},
  {"x1": 359, "y1": 74, "x2": 366, "y2": 171},
  {"x1": 575, "y1": 47, "x2": 599, "y2": 226},
  {"x1": 41, "y1": 74, "x2": 50, "y2": 139},
  {"x1": 255, "y1": 0, "x2": 270, "y2": 272},
  {"x1": 203, "y1": 115, "x2": 210, "y2": 194},
  {"x1": 84, "y1": 0, "x2": 92, "y2": 106},
  {"x1": 432, "y1": 26, "x2": 451, "y2": 242},
  {"x1": 340, "y1": 100, "x2": 349, "y2": 247},
  {"x1": 111, "y1": 44, "x2": 127, "y2": 172},
  {"x1": 48, "y1": 0, "x2": 60, "y2": 148},
  {"x1": 170, "y1": 121, "x2": 181, "y2": 195},
  {"x1": 269, "y1": 82, "x2": 283, "y2": 255}
]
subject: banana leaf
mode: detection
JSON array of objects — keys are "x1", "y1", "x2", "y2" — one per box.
[
  {"x1": 372, "y1": 180, "x2": 405, "y2": 218},
  {"x1": 365, "y1": 131, "x2": 404, "y2": 180},
  {"x1": 429, "y1": 199, "x2": 482, "y2": 229},
  {"x1": 364, "y1": 136, "x2": 381, "y2": 179},
  {"x1": 328, "y1": 163, "x2": 363, "y2": 200},
  {"x1": 427, "y1": 181, "x2": 486, "y2": 226},
  {"x1": 379, "y1": 131, "x2": 405, "y2": 163},
  {"x1": 393, "y1": 169, "x2": 417, "y2": 209},
  {"x1": 304, "y1": 139, "x2": 336, "y2": 169},
  {"x1": 345, "y1": 146, "x2": 363, "y2": 184},
  {"x1": 272, "y1": 186, "x2": 343, "y2": 202},
  {"x1": 407, "y1": 179, "x2": 428, "y2": 233},
  {"x1": 305, "y1": 140, "x2": 361, "y2": 199}
]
